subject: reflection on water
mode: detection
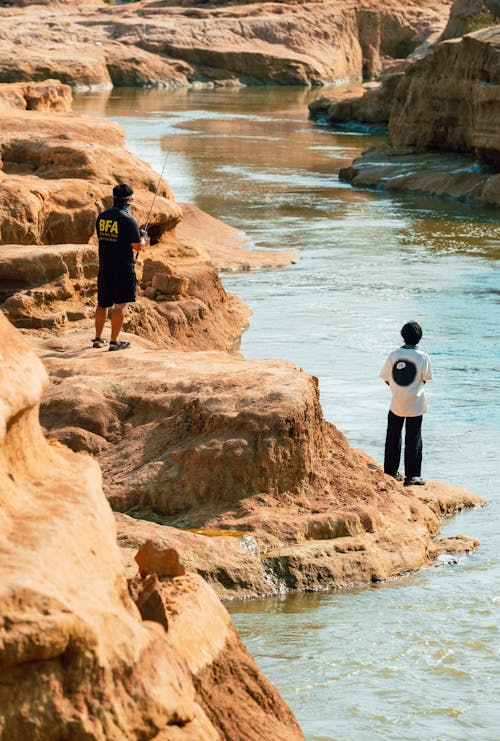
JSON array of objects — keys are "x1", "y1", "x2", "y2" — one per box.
[{"x1": 74, "y1": 87, "x2": 500, "y2": 741}]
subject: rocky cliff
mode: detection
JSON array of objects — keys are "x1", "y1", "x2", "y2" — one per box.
[
  {"x1": 31, "y1": 329, "x2": 483, "y2": 599},
  {"x1": 0, "y1": 80, "x2": 292, "y2": 348},
  {"x1": 441, "y1": 0, "x2": 500, "y2": 40},
  {"x1": 339, "y1": 26, "x2": 500, "y2": 205},
  {"x1": 0, "y1": 1, "x2": 451, "y2": 88},
  {"x1": 309, "y1": 5, "x2": 500, "y2": 205},
  {"x1": 0, "y1": 312, "x2": 304, "y2": 739},
  {"x1": 389, "y1": 26, "x2": 500, "y2": 164}
]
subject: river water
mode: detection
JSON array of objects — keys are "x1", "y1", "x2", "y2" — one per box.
[{"x1": 74, "y1": 88, "x2": 499, "y2": 741}]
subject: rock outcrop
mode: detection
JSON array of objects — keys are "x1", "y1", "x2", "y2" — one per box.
[
  {"x1": 0, "y1": 13, "x2": 488, "y2": 734},
  {"x1": 0, "y1": 80, "x2": 294, "y2": 349},
  {"x1": 0, "y1": 1, "x2": 452, "y2": 89},
  {"x1": 0, "y1": 312, "x2": 215, "y2": 740},
  {"x1": 0, "y1": 76, "x2": 484, "y2": 605},
  {"x1": 389, "y1": 26, "x2": 500, "y2": 164},
  {"x1": 29, "y1": 329, "x2": 484, "y2": 598},
  {"x1": 0, "y1": 311, "x2": 305, "y2": 740},
  {"x1": 129, "y1": 573, "x2": 304, "y2": 741},
  {"x1": 0, "y1": 80, "x2": 180, "y2": 247},
  {"x1": 0, "y1": 241, "x2": 250, "y2": 349},
  {"x1": 441, "y1": 0, "x2": 500, "y2": 40},
  {"x1": 338, "y1": 26, "x2": 500, "y2": 206}
]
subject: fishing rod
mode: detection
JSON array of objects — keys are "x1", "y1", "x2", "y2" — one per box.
[
  {"x1": 135, "y1": 150, "x2": 169, "y2": 260},
  {"x1": 142, "y1": 150, "x2": 170, "y2": 237}
]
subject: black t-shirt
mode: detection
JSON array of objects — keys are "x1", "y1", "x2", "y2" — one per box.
[{"x1": 96, "y1": 206, "x2": 141, "y2": 272}]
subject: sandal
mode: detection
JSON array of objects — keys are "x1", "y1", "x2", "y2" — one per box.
[
  {"x1": 92, "y1": 337, "x2": 108, "y2": 348},
  {"x1": 109, "y1": 340, "x2": 131, "y2": 352}
]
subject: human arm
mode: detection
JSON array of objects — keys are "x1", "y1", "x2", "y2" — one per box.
[
  {"x1": 130, "y1": 221, "x2": 147, "y2": 254},
  {"x1": 379, "y1": 354, "x2": 391, "y2": 385},
  {"x1": 422, "y1": 353, "x2": 433, "y2": 382},
  {"x1": 132, "y1": 236, "x2": 146, "y2": 253}
]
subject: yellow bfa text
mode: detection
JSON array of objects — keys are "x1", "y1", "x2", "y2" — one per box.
[{"x1": 98, "y1": 219, "x2": 119, "y2": 240}]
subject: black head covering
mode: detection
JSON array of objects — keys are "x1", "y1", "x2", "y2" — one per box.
[
  {"x1": 401, "y1": 321, "x2": 422, "y2": 345},
  {"x1": 113, "y1": 184, "x2": 134, "y2": 209},
  {"x1": 113, "y1": 183, "x2": 134, "y2": 200}
]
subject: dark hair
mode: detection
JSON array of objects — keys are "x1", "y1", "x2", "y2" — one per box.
[
  {"x1": 112, "y1": 183, "x2": 134, "y2": 200},
  {"x1": 401, "y1": 321, "x2": 423, "y2": 345}
]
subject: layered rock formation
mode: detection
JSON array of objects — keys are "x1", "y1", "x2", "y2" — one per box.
[
  {"x1": 0, "y1": 312, "x2": 304, "y2": 739},
  {"x1": 389, "y1": 26, "x2": 500, "y2": 163},
  {"x1": 441, "y1": 0, "x2": 500, "y2": 40},
  {"x1": 339, "y1": 26, "x2": 500, "y2": 206},
  {"x1": 0, "y1": 80, "x2": 292, "y2": 348},
  {"x1": 27, "y1": 329, "x2": 484, "y2": 599},
  {"x1": 0, "y1": 80, "x2": 180, "y2": 247},
  {"x1": 0, "y1": 8, "x2": 488, "y2": 732},
  {"x1": 309, "y1": 0, "x2": 500, "y2": 127},
  {"x1": 0, "y1": 1, "x2": 452, "y2": 89},
  {"x1": 310, "y1": 8, "x2": 500, "y2": 207}
]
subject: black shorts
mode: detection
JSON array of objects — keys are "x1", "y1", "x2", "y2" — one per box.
[{"x1": 97, "y1": 269, "x2": 136, "y2": 308}]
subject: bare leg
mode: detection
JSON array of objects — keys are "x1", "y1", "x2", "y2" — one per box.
[
  {"x1": 110, "y1": 303, "x2": 126, "y2": 342},
  {"x1": 94, "y1": 305, "x2": 108, "y2": 339}
]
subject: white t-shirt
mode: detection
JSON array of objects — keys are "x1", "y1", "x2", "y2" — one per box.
[{"x1": 379, "y1": 346, "x2": 432, "y2": 417}]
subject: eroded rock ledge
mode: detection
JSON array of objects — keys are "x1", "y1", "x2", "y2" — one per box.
[
  {"x1": 0, "y1": 313, "x2": 304, "y2": 740},
  {"x1": 31, "y1": 330, "x2": 485, "y2": 600},
  {"x1": 310, "y1": 21, "x2": 500, "y2": 206},
  {"x1": 0, "y1": 0, "x2": 452, "y2": 89}
]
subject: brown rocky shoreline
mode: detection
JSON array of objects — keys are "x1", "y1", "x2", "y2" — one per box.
[
  {"x1": 0, "y1": 0, "x2": 452, "y2": 89},
  {"x1": 0, "y1": 2, "x2": 490, "y2": 733},
  {"x1": 308, "y1": 3, "x2": 500, "y2": 206}
]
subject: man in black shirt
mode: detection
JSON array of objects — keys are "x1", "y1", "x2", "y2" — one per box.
[{"x1": 93, "y1": 183, "x2": 146, "y2": 351}]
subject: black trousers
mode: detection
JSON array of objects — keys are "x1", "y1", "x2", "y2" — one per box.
[{"x1": 384, "y1": 411, "x2": 423, "y2": 478}]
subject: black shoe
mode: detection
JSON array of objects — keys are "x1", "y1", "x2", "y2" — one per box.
[
  {"x1": 386, "y1": 471, "x2": 403, "y2": 481},
  {"x1": 109, "y1": 340, "x2": 131, "y2": 352},
  {"x1": 92, "y1": 337, "x2": 108, "y2": 348},
  {"x1": 404, "y1": 476, "x2": 426, "y2": 487}
]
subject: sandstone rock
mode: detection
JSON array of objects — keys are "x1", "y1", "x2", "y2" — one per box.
[
  {"x1": 0, "y1": 239, "x2": 250, "y2": 350},
  {"x1": 33, "y1": 330, "x2": 485, "y2": 596},
  {"x1": 390, "y1": 27, "x2": 500, "y2": 165},
  {"x1": 0, "y1": 1, "x2": 452, "y2": 89},
  {"x1": 0, "y1": 81, "x2": 181, "y2": 246},
  {"x1": 104, "y1": 41, "x2": 195, "y2": 88},
  {"x1": 428, "y1": 534, "x2": 480, "y2": 558},
  {"x1": 339, "y1": 144, "x2": 500, "y2": 207},
  {"x1": 129, "y1": 573, "x2": 305, "y2": 741},
  {"x1": 410, "y1": 480, "x2": 486, "y2": 515},
  {"x1": 116, "y1": 512, "x2": 274, "y2": 599},
  {"x1": 0, "y1": 79, "x2": 72, "y2": 113},
  {"x1": 0, "y1": 309, "x2": 305, "y2": 739},
  {"x1": 136, "y1": 540, "x2": 187, "y2": 578},
  {"x1": 338, "y1": 25, "x2": 500, "y2": 205},
  {"x1": 129, "y1": 573, "x2": 171, "y2": 630},
  {"x1": 0, "y1": 312, "x2": 220, "y2": 740},
  {"x1": 441, "y1": 0, "x2": 500, "y2": 40}
]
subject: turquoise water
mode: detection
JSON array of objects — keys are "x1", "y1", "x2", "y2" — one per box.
[{"x1": 74, "y1": 88, "x2": 500, "y2": 740}]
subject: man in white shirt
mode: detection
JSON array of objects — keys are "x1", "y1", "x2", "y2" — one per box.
[{"x1": 379, "y1": 321, "x2": 432, "y2": 486}]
